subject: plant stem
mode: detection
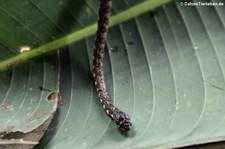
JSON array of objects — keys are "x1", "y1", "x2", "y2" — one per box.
[{"x1": 0, "y1": 0, "x2": 171, "y2": 71}]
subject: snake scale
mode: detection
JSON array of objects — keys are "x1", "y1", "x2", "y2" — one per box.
[{"x1": 93, "y1": 0, "x2": 132, "y2": 131}]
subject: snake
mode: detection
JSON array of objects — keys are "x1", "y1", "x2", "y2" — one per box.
[{"x1": 93, "y1": 0, "x2": 132, "y2": 131}]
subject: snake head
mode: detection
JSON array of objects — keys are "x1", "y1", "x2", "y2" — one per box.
[{"x1": 114, "y1": 109, "x2": 132, "y2": 131}]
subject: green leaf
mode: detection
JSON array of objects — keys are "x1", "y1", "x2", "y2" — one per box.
[
  {"x1": 0, "y1": 0, "x2": 169, "y2": 70},
  {"x1": 1, "y1": 0, "x2": 225, "y2": 149},
  {"x1": 0, "y1": 54, "x2": 59, "y2": 148}
]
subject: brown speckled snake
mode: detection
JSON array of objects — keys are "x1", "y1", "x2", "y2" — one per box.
[{"x1": 93, "y1": 0, "x2": 132, "y2": 131}]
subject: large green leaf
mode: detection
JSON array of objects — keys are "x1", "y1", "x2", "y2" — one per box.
[{"x1": 0, "y1": 0, "x2": 225, "y2": 148}]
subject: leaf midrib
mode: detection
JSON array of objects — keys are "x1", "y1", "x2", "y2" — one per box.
[{"x1": 0, "y1": 0, "x2": 171, "y2": 71}]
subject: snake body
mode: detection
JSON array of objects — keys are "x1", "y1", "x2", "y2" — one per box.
[{"x1": 93, "y1": 0, "x2": 132, "y2": 131}]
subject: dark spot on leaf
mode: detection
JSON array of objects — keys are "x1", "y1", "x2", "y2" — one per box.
[
  {"x1": 127, "y1": 41, "x2": 134, "y2": 46},
  {"x1": 39, "y1": 87, "x2": 51, "y2": 92}
]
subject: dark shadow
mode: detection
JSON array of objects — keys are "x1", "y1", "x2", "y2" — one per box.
[
  {"x1": 34, "y1": 109, "x2": 61, "y2": 149},
  {"x1": 178, "y1": 141, "x2": 225, "y2": 149},
  {"x1": 35, "y1": 47, "x2": 72, "y2": 149},
  {"x1": 48, "y1": 0, "x2": 94, "y2": 40},
  {"x1": 118, "y1": 125, "x2": 136, "y2": 138}
]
